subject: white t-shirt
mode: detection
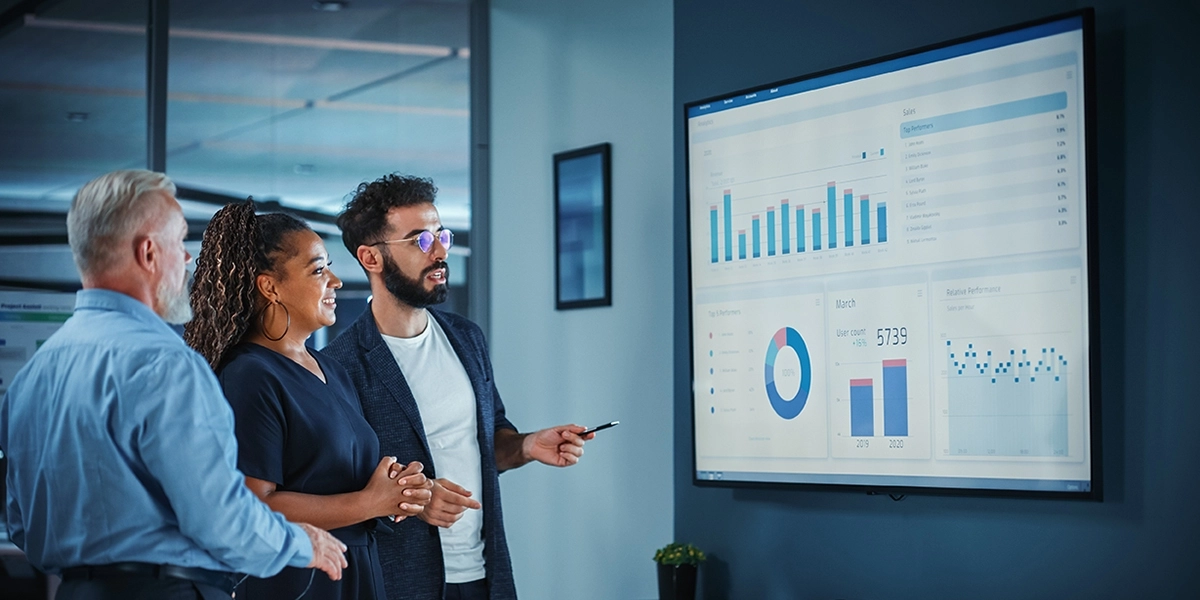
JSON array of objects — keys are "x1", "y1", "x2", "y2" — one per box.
[{"x1": 381, "y1": 316, "x2": 486, "y2": 584}]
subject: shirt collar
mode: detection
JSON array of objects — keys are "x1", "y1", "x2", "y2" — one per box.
[{"x1": 75, "y1": 288, "x2": 179, "y2": 337}]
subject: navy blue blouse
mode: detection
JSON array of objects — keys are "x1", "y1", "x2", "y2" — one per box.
[
  {"x1": 218, "y1": 343, "x2": 380, "y2": 498},
  {"x1": 218, "y1": 343, "x2": 388, "y2": 600}
]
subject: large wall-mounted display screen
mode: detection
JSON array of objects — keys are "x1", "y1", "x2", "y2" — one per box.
[{"x1": 685, "y1": 12, "x2": 1098, "y2": 497}]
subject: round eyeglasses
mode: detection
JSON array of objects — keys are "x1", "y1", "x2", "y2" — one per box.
[{"x1": 370, "y1": 229, "x2": 453, "y2": 253}]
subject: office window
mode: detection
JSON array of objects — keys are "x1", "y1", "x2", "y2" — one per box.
[
  {"x1": 0, "y1": 1, "x2": 475, "y2": 320},
  {"x1": 0, "y1": 0, "x2": 147, "y2": 216},
  {"x1": 165, "y1": 0, "x2": 473, "y2": 318}
]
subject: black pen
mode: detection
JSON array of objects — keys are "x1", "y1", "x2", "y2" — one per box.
[{"x1": 580, "y1": 421, "x2": 619, "y2": 435}]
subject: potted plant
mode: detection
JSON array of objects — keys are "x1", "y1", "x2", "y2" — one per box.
[{"x1": 653, "y1": 542, "x2": 705, "y2": 600}]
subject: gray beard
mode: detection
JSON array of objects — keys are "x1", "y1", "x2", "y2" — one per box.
[{"x1": 158, "y1": 273, "x2": 194, "y2": 325}]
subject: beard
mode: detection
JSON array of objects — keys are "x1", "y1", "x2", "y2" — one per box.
[
  {"x1": 381, "y1": 253, "x2": 448, "y2": 309},
  {"x1": 157, "y1": 270, "x2": 194, "y2": 325}
]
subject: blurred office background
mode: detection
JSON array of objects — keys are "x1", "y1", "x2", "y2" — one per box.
[{"x1": 0, "y1": 0, "x2": 475, "y2": 326}]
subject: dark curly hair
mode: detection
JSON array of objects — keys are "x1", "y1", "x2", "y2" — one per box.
[
  {"x1": 184, "y1": 200, "x2": 311, "y2": 370},
  {"x1": 338, "y1": 173, "x2": 437, "y2": 259}
]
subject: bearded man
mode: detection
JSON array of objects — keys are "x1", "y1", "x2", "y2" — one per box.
[{"x1": 324, "y1": 174, "x2": 592, "y2": 600}]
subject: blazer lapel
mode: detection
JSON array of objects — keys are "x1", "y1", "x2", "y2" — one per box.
[{"x1": 357, "y1": 306, "x2": 434, "y2": 463}]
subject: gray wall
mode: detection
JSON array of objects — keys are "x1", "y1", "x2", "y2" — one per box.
[
  {"x1": 673, "y1": 0, "x2": 1200, "y2": 598},
  {"x1": 490, "y1": 0, "x2": 674, "y2": 598}
]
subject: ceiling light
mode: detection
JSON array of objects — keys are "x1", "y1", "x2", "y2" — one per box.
[
  {"x1": 66, "y1": 112, "x2": 88, "y2": 122},
  {"x1": 313, "y1": 1, "x2": 348, "y2": 11}
]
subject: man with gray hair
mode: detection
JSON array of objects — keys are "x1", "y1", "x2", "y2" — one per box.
[{"x1": 0, "y1": 170, "x2": 348, "y2": 600}]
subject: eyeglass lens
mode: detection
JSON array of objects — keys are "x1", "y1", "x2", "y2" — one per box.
[{"x1": 417, "y1": 229, "x2": 453, "y2": 253}]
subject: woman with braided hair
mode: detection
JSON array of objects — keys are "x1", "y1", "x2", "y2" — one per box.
[{"x1": 185, "y1": 201, "x2": 432, "y2": 600}]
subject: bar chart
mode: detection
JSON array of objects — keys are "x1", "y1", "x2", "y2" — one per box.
[
  {"x1": 708, "y1": 183, "x2": 889, "y2": 264},
  {"x1": 850, "y1": 359, "x2": 909, "y2": 437},
  {"x1": 827, "y1": 282, "x2": 931, "y2": 459},
  {"x1": 944, "y1": 340, "x2": 1069, "y2": 457}
]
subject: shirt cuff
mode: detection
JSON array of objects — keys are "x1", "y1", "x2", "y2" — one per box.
[{"x1": 285, "y1": 523, "x2": 314, "y2": 568}]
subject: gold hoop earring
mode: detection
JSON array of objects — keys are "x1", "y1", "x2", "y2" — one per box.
[{"x1": 260, "y1": 300, "x2": 290, "y2": 341}]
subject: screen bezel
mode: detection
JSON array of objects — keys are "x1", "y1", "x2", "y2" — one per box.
[{"x1": 682, "y1": 9, "x2": 1102, "y2": 500}]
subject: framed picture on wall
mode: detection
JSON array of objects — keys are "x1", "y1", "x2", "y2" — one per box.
[{"x1": 554, "y1": 142, "x2": 612, "y2": 310}]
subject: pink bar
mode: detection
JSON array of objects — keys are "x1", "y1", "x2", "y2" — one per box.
[
  {"x1": 767, "y1": 206, "x2": 774, "y2": 210},
  {"x1": 752, "y1": 215, "x2": 759, "y2": 220},
  {"x1": 882, "y1": 359, "x2": 907, "y2": 367},
  {"x1": 813, "y1": 207, "x2": 821, "y2": 213},
  {"x1": 850, "y1": 378, "x2": 873, "y2": 387},
  {"x1": 827, "y1": 182, "x2": 835, "y2": 186},
  {"x1": 860, "y1": 195, "x2": 869, "y2": 200},
  {"x1": 710, "y1": 205, "x2": 718, "y2": 210},
  {"x1": 774, "y1": 328, "x2": 787, "y2": 347},
  {"x1": 723, "y1": 189, "x2": 731, "y2": 194},
  {"x1": 843, "y1": 189, "x2": 852, "y2": 195},
  {"x1": 738, "y1": 229, "x2": 745, "y2": 234}
]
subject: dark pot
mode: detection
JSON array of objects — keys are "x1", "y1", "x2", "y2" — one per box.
[{"x1": 657, "y1": 563, "x2": 698, "y2": 600}]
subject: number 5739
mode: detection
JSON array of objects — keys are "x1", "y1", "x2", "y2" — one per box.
[{"x1": 876, "y1": 327, "x2": 907, "y2": 346}]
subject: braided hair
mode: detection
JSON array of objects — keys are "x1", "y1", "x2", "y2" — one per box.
[{"x1": 184, "y1": 201, "x2": 311, "y2": 371}]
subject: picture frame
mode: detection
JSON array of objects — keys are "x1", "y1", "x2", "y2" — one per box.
[{"x1": 554, "y1": 142, "x2": 612, "y2": 310}]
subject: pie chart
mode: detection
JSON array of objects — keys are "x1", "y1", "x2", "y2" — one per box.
[{"x1": 764, "y1": 326, "x2": 812, "y2": 419}]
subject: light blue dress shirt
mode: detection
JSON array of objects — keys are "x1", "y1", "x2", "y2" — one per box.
[{"x1": 0, "y1": 289, "x2": 313, "y2": 575}]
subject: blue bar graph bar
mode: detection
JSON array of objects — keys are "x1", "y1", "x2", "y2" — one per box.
[
  {"x1": 724, "y1": 190, "x2": 732, "y2": 262},
  {"x1": 860, "y1": 197, "x2": 870, "y2": 245},
  {"x1": 878, "y1": 202, "x2": 888, "y2": 243},
  {"x1": 766, "y1": 210, "x2": 776, "y2": 256},
  {"x1": 781, "y1": 201, "x2": 790, "y2": 254},
  {"x1": 851, "y1": 379, "x2": 874, "y2": 437},
  {"x1": 813, "y1": 209, "x2": 822, "y2": 251},
  {"x1": 900, "y1": 92, "x2": 1068, "y2": 138},
  {"x1": 796, "y1": 207, "x2": 805, "y2": 252},
  {"x1": 710, "y1": 206, "x2": 719, "y2": 263},
  {"x1": 738, "y1": 231, "x2": 746, "y2": 260},
  {"x1": 751, "y1": 217, "x2": 761, "y2": 258},
  {"x1": 883, "y1": 359, "x2": 908, "y2": 436},
  {"x1": 827, "y1": 183, "x2": 837, "y2": 249},
  {"x1": 844, "y1": 189, "x2": 854, "y2": 247}
]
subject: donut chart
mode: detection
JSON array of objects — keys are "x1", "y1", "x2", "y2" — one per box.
[{"x1": 764, "y1": 327, "x2": 812, "y2": 419}]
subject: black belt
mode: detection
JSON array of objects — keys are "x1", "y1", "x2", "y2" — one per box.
[{"x1": 61, "y1": 562, "x2": 237, "y2": 595}]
